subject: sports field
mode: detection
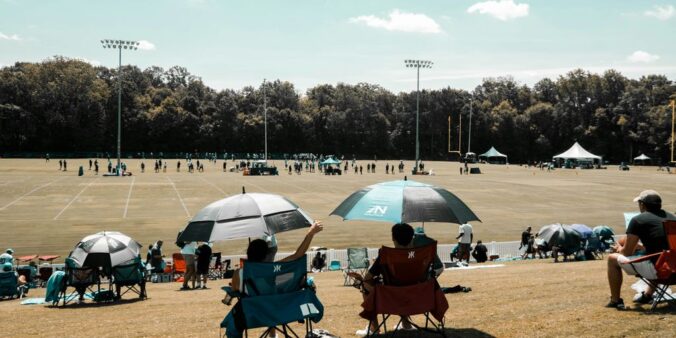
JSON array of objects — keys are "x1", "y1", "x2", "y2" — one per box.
[
  {"x1": 0, "y1": 159, "x2": 673, "y2": 258},
  {"x1": 1, "y1": 159, "x2": 675, "y2": 337}
]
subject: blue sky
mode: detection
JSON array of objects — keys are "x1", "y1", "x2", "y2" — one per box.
[{"x1": 1, "y1": 0, "x2": 675, "y2": 93}]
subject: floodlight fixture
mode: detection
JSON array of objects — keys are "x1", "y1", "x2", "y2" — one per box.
[{"x1": 404, "y1": 59, "x2": 434, "y2": 168}]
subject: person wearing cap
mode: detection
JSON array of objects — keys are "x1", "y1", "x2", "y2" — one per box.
[
  {"x1": 0, "y1": 249, "x2": 14, "y2": 265},
  {"x1": 605, "y1": 190, "x2": 676, "y2": 310}
]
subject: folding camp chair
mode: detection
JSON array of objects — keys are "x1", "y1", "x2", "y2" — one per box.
[
  {"x1": 585, "y1": 235, "x2": 603, "y2": 259},
  {"x1": 359, "y1": 242, "x2": 448, "y2": 337},
  {"x1": 0, "y1": 271, "x2": 24, "y2": 299},
  {"x1": 220, "y1": 256, "x2": 324, "y2": 338},
  {"x1": 112, "y1": 260, "x2": 147, "y2": 300},
  {"x1": 58, "y1": 267, "x2": 100, "y2": 306},
  {"x1": 209, "y1": 252, "x2": 224, "y2": 280},
  {"x1": 344, "y1": 248, "x2": 369, "y2": 286},
  {"x1": 328, "y1": 261, "x2": 341, "y2": 271},
  {"x1": 172, "y1": 253, "x2": 186, "y2": 278},
  {"x1": 16, "y1": 267, "x2": 37, "y2": 289},
  {"x1": 622, "y1": 220, "x2": 676, "y2": 312}
]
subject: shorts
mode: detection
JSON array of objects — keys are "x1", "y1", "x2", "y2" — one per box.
[
  {"x1": 458, "y1": 243, "x2": 471, "y2": 255},
  {"x1": 196, "y1": 263, "x2": 209, "y2": 275},
  {"x1": 183, "y1": 254, "x2": 195, "y2": 268}
]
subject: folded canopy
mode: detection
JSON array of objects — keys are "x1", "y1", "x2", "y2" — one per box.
[
  {"x1": 479, "y1": 147, "x2": 507, "y2": 158},
  {"x1": 553, "y1": 142, "x2": 601, "y2": 160}
]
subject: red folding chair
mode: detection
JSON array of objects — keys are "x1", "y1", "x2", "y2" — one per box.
[
  {"x1": 172, "y1": 253, "x2": 186, "y2": 278},
  {"x1": 624, "y1": 220, "x2": 676, "y2": 311},
  {"x1": 360, "y1": 242, "x2": 448, "y2": 336}
]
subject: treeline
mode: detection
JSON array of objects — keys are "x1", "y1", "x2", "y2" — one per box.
[{"x1": 0, "y1": 56, "x2": 674, "y2": 163}]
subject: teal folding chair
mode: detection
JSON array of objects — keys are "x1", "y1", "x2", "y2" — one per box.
[
  {"x1": 0, "y1": 271, "x2": 23, "y2": 299},
  {"x1": 112, "y1": 260, "x2": 147, "y2": 300},
  {"x1": 344, "y1": 248, "x2": 369, "y2": 286},
  {"x1": 328, "y1": 261, "x2": 341, "y2": 271},
  {"x1": 220, "y1": 256, "x2": 323, "y2": 338}
]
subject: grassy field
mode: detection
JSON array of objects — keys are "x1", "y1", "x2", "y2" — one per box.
[{"x1": 0, "y1": 159, "x2": 675, "y2": 337}]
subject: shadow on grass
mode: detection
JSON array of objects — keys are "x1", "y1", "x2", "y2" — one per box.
[
  {"x1": 370, "y1": 328, "x2": 495, "y2": 338},
  {"x1": 625, "y1": 303, "x2": 676, "y2": 315},
  {"x1": 52, "y1": 297, "x2": 147, "y2": 309}
]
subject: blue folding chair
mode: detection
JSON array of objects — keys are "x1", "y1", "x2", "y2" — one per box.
[
  {"x1": 220, "y1": 256, "x2": 323, "y2": 338},
  {"x1": 0, "y1": 271, "x2": 23, "y2": 299},
  {"x1": 344, "y1": 248, "x2": 369, "y2": 286},
  {"x1": 112, "y1": 258, "x2": 147, "y2": 300}
]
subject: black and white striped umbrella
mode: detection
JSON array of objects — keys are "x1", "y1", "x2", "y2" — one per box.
[
  {"x1": 177, "y1": 190, "x2": 314, "y2": 242},
  {"x1": 68, "y1": 231, "x2": 142, "y2": 269}
]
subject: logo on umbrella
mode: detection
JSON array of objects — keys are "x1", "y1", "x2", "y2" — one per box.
[{"x1": 365, "y1": 205, "x2": 388, "y2": 217}]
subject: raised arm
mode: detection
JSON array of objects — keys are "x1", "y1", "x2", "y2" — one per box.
[{"x1": 280, "y1": 221, "x2": 323, "y2": 262}]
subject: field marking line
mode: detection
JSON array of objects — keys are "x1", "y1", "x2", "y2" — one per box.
[
  {"x1": 123, "y1": 176, "x2": 136, "y2": 218},
  {"x1": 198, "y1": 176, "x2": 228, "y2": 196},
  {"x1": 166, "y1": 176, "x2": 191, "y2": 218},
  {"x1": 0, "y1": 177, "x2": 64, "y2": 211},
  {"x1": 53, "y1": 178, "x2": 99, "y2": 220}
]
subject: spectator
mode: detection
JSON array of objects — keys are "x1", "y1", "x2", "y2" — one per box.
[
  {"x1": 196, "y1": 242, "x2": 212, "y2": 289},
  {"x1": 0, "y1": 248, "x2": 14, "y2": 265},
  {"x1": 311, "y1": 252, "x2": 326, "y2": 273},
  {"x1": 145, "y1": 244, "x2": 153, "y2": 266},
  {"x1": 456, "y1": 223, "x2": 473, "y2": 264},
  {"x1": 180, "y1": 241, "x2": 197, "y2": 290},
  {"x1": 472, "y1": 240, "x2": 488, "y2": 263},
  {"x1": 605, "y1": 190, "x2": 676, "y2": 310},
  {"x1": 150, "y1": 241, "x2": 164, "y2": 274},
  {"x1": 522, "y1": 235, "x2": 536, "y2": 259},
  {"x1": 413, "y1": 227, "x2": 443, "y2": 277},
  {"x1": 519, "y1": 226, "x2": 532, "y2": 252}
]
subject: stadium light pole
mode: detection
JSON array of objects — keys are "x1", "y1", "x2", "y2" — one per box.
[
  {"x1": 101, "y1": 39, "x2": 139, "y2": 175},
  {"x1": 263, "y1": 79, "x2": 268, "y2": 162},
  {"x1": 671, "y1": 99, "x2": 675, "y2": 163},
  {"x1": 404, "y1": 59, "x2": 433, "y2": 169}
]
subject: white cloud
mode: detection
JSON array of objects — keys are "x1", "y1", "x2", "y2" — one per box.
[
  {"x1": 644, "y1": 5, "x2": 674, "y2": 20},
  {"x1": 467, "y1": 0, "x2": 529, "y2": 21},
  {"x1": 0, "y1": 32, "x2": 21, "y2": 41},
  {"x1": 349, "y1": 9, "x2": 442, "y2": 34},
  {"x1": 137, "y1": 40, "x2": 156, "y2": 51},
  {"x1": 73, "y1": 57, "x2": 101, "y2": 67},
  {"x1": 627, "y1": 50, "x2": 660, "y2": 63}
]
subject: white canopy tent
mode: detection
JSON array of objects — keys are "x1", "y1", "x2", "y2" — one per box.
[
  {"x1": 633, "y1": 153, "x2": 650, "y2": 161},
  {"x1": 479, "y1": 146, "x2": 508, "y2": 164},
  {"x1": 553, "y1": 142, "x2": 602, "y2": 164}
]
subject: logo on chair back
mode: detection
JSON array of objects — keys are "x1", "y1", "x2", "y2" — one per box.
[
  {"x1": 273, "y1": 265, "x2": 281, "y2": 272},
  {"x1": 365, "y1": 205, "x2": 388, "y2": 217},
  {"x1": 408, "y1": 251, "x2": 415, "y2": 259}
]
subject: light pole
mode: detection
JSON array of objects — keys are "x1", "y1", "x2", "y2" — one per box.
[
  {"x1": 671, "y1": 99, "x2": 675, "y2": 163},
  {"x1": 404, "y1": 59, "x2": 433, "y2": 169},
  {"x1": 468, "y1": 93, "x2": 473, "y2": 156},
  {"x1": 101, "y1": 39, "x2": 139, "y2": 175},
  {"x1": 263, "y1": 79, "x2": 268, "y2": 162}
]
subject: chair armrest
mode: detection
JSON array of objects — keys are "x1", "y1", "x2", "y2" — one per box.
[
  {"x1": 626, "y1": 252, "x2": 662, "y2": 264},
  {"x1": 221, "y1": 286, "x2": 241, "y2": 298}
]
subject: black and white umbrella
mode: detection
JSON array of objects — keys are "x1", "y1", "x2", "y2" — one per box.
[
  {"x1": 177, "y1": 189, "x2": 314, "y2": 242},
  {"x1": 68, "y1": 231, "x2": 142, "y2": 269}
]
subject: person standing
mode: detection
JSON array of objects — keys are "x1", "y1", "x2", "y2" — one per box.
[
  {"x1": 180, "y1": 241, "x2": 197, "y2": 290},
  {"x1": 94, "y1": 161, "x2": 99, "y2": 175},
  {"x1": 45, "y1": 153, "x2": 50, "y2": 162},
  {"x1": 141, "y1": 162, "x2": 145, "y2": 173},
  {"x1": 58, "y1": 160, "x2": 62, "y2": 171},
  {"x1": 89, "y1": 159, "x2": 92, "y2": 170},
  {"x1": 519, "y1": 227, "x2": 532, "y2": 252},
  {"x1": 359, "y1": 165, "x2": 363, "y2": 175},
  {"x1": 63, "y1": 160, "x2": 67, "y2": 171},
  {"x1": 195, "y1": 242, "x2": 212, "y2": 289},
  {"x1": 456, "y1": 223, "x2": 473, "y2": 264},
  {"x1": 150, "y1": 241, "x2": 164, "y2": 274},
  {"x1": 177, "y1": 161, "x2": 181, "y2": 172}
]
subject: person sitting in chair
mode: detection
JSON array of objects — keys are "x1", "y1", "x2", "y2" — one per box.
[
  {"x1": 311, "y1": 252, "x2": 326, "y2": 273},
  {"x1": 355, "y1": 223, "x2": 417, "y2": 336},
  {"x1": 605, "y1": 190, "x2": 676, "y2": 310}
]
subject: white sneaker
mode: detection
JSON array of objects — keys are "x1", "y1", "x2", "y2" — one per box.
[
  {"x1": 356, "y1": 325, "x2": 378, "y2": 337},
  {"x1": 394, "y1": 322, "x2": 416, "y2": 331}
]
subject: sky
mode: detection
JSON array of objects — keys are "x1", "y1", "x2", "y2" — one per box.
[{"x1": 1, "y1": 0, "x2": 675, "y2": 93}]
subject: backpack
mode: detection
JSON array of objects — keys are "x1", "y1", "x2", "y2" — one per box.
[{"x1": 175, "y1": 231, "x2": 186, "y2": 249}]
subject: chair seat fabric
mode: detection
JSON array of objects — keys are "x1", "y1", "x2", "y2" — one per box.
[{"x1": 360, "y1": 279, "x2": 448, "y2": 321}]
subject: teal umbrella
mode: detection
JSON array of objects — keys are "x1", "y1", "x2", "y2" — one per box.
[
  {"x1": 593, "y1": 225, "x2": 615, "y2": 242},
  {"x1": 330, "y1": 177, "x2": 480, "y2": 224}
]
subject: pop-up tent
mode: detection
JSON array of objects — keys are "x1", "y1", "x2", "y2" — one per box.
[
  {"x1": 553, "y1": 142, "x2": 602, "y2": 165},
  {"x1": 633, "y1": 153, "x2": 651, "y2": 165},
  {"x1": 479, "y1": 147, "x2": 508, "y2": 164}
]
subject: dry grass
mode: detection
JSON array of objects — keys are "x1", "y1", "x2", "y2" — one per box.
[{"x1": 0, "y1": 159, "x2": 674, "y2": 337}]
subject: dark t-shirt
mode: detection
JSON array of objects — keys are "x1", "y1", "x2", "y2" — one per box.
[
  {"x1": 626, "y1": 210, "x2": 676, "y2": 254},
  {"x1": 473, "y1": 244, "x2": 488, "y2": 261},
  {"x1": 196, "y1": 244, "x2": 212, "y2": 269},
  {"x1": 150, "y1": 247, "x2": 162, "y2": 269},
  {"x1": 521, "y1": 231, "x2": 530, "y2": 246}
]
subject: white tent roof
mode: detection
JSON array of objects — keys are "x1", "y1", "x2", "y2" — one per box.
[
  {"x1": 634, "y1": 153, "x2": 650, "y2": 161},
  {"x1": 553, "y1": 142, "x2": 601, "y2": 160},
  {"x1": 479, "y1": 146, "x2": 508, "y2": 158}
]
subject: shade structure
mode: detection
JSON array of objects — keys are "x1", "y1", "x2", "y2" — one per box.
[
  {"x1": 177, "y1": 192, "x2": 314, "y2": 242},
  {"x1": 570, "y1": 224, "x2": 593, "y2": 239},
  {"x1": 553, "y1": 142, "x2": 601, "y2": 161},
  {"x1": 68, "y1": 231, "x2": 142, "y2": 270},
  {"x1": 479, "y1": 147, "x2": 507, "y2": 158},
  {"x1": 633, "y1": 153, "x2": 650, "y2": 161},
  {"x1": 320, "y1": 158, "x2": 341, "y2": 166},
  {"x1": 330, "y1": 178, "x2": 480, "y2": 224},
  {"x1": 537, "y1": 224, "x2": 582, "y2": 253}
]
